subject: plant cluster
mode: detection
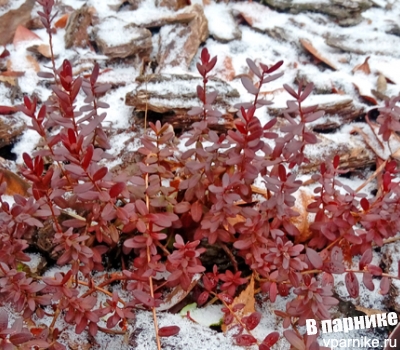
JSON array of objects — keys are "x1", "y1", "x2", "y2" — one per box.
[{"x1": 0, "y1": 0, "x2": 400, "y2": 349}]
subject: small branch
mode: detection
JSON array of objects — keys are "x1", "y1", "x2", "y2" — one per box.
[
  {"x1": 219, "y1": 242, "x2": 238, "y2": 272},
  {"x1": 97, "y1": 325, "x2": 126, "y2": 335},
  {"x1": 355, "y1": 159, "x2": 387, "y2": 193},
  {"x1": 77, "y1": 280, "x2": 126, "y2": 306},
  {"x1": 365, "y1": 114, "x2": 385, "y2": 150}
]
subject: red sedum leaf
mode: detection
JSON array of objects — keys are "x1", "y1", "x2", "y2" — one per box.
[
  {"x1": 158, "y1": 326, "x2": 180, "y2": 337},
  {"x1": 235, "y1": 334, "x2": 257, "y2": 346}
]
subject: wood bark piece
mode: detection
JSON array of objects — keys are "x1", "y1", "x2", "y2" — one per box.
[
  {"x1": 205, "y1": 3, "x2": 241, "y2": 42},
  {"x1": 64, "y1": 5, "x2": 95, "y2": 49},
  {"x1": 302, "y1": 133, "x2": 375, "y2": 174},
  {"x1": 157, "y1": 4, "x2": 208, "y2": 71},
  {"x1": 126, "y1": 73, "x2": 239, "y2": 113},
  {"x1": 268, "y1": 95, "x2": 364, "y2": 131},
  {"x1": 326, "y1": 33, "x2": 400, "y2": 56},
  {"x1": 134, "y1": 11, "x2": 196, "y2": 28},
  {"x1": 0, "y1": 0, "x2": 36, "y2": 46},
  {"x1": 93, "y1": 16, "x2": 152, "y2": 59},
  {"x1": 261, "y1": 0, "x2": 372, "y2": 26},
  {"x1": 0, "y1": 115, "x2": 25, "y2": 149},
  {"x1": 126, "y1": 73, "x2": 239, "y2": 131},
  {"x1": 232, "y1": 1, "x2": 287, "y2": 34}
]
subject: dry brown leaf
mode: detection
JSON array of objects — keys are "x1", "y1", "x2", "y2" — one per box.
[
  {"x1": 293, "y1": 188, "x2": 313, "y2": 244},
  {"x1": 0, "y1": 75, "x2": 17, "y2": 86},
  {"x1": 54, "y1": 13, "x2": 69, "y2": 29},
  {"x1": 157, "y1": 274, "x2": 201, "y2": 311},
  {"x1": 299, "y1": 38, "x2": 337, "y2": 70},
  {"x1": 13, "y1": 25, "x2": 41, "y2": 46},
  {"x1": 0, "y1": 168, "x2": 30, "y2": 196},
  {"x1": 377, "y1": 73, "x2": 387, "y2": 94},
  {"x1": 225, "y1": 215, "x2": 246, "y2": 230},
  {"x1": 355, "y1": 305, "x2": 385, "y2": 316},
  {"x1": 352, "y1": 56, "x2": 370, "y2": 75},
  {"x1": 222, "y1": 276, "x2": 255, "y2": 333}
]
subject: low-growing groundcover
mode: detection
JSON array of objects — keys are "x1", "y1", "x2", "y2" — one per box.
[{"x1": 1, "y1": 0, "x2": 400, "y2": 349}]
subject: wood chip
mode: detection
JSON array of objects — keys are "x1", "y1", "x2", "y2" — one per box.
[{"x1": 157, "y1": 4, "x2": 208, "y2": 71}]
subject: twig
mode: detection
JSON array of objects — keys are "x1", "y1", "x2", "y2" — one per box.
[
  {"x1": 144, "y1": 65, "x2": 162, "y2": 350},
  {"x1": 355, "y1": 159, "x2": 387, "y2": 193},
  {"x1": 220, "y1": 242, "x2": 238, "y2": 272},
  {"x1": 365, "y1": 114, "x2": 385, "y2": 150}
]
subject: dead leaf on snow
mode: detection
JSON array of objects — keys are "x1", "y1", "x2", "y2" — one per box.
[
  {"x1": 222, "y1": 275, "x2": 255, "y2": 333},
  {"x1": 352, "y1": 56, "x2": 370, "y2": 75},
  {"x1": 299, "y1": 38, "x2": 337, "y2": 70},
  {"x1": 54, "y1": 13, "x2": 69, "y2": 29}
]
